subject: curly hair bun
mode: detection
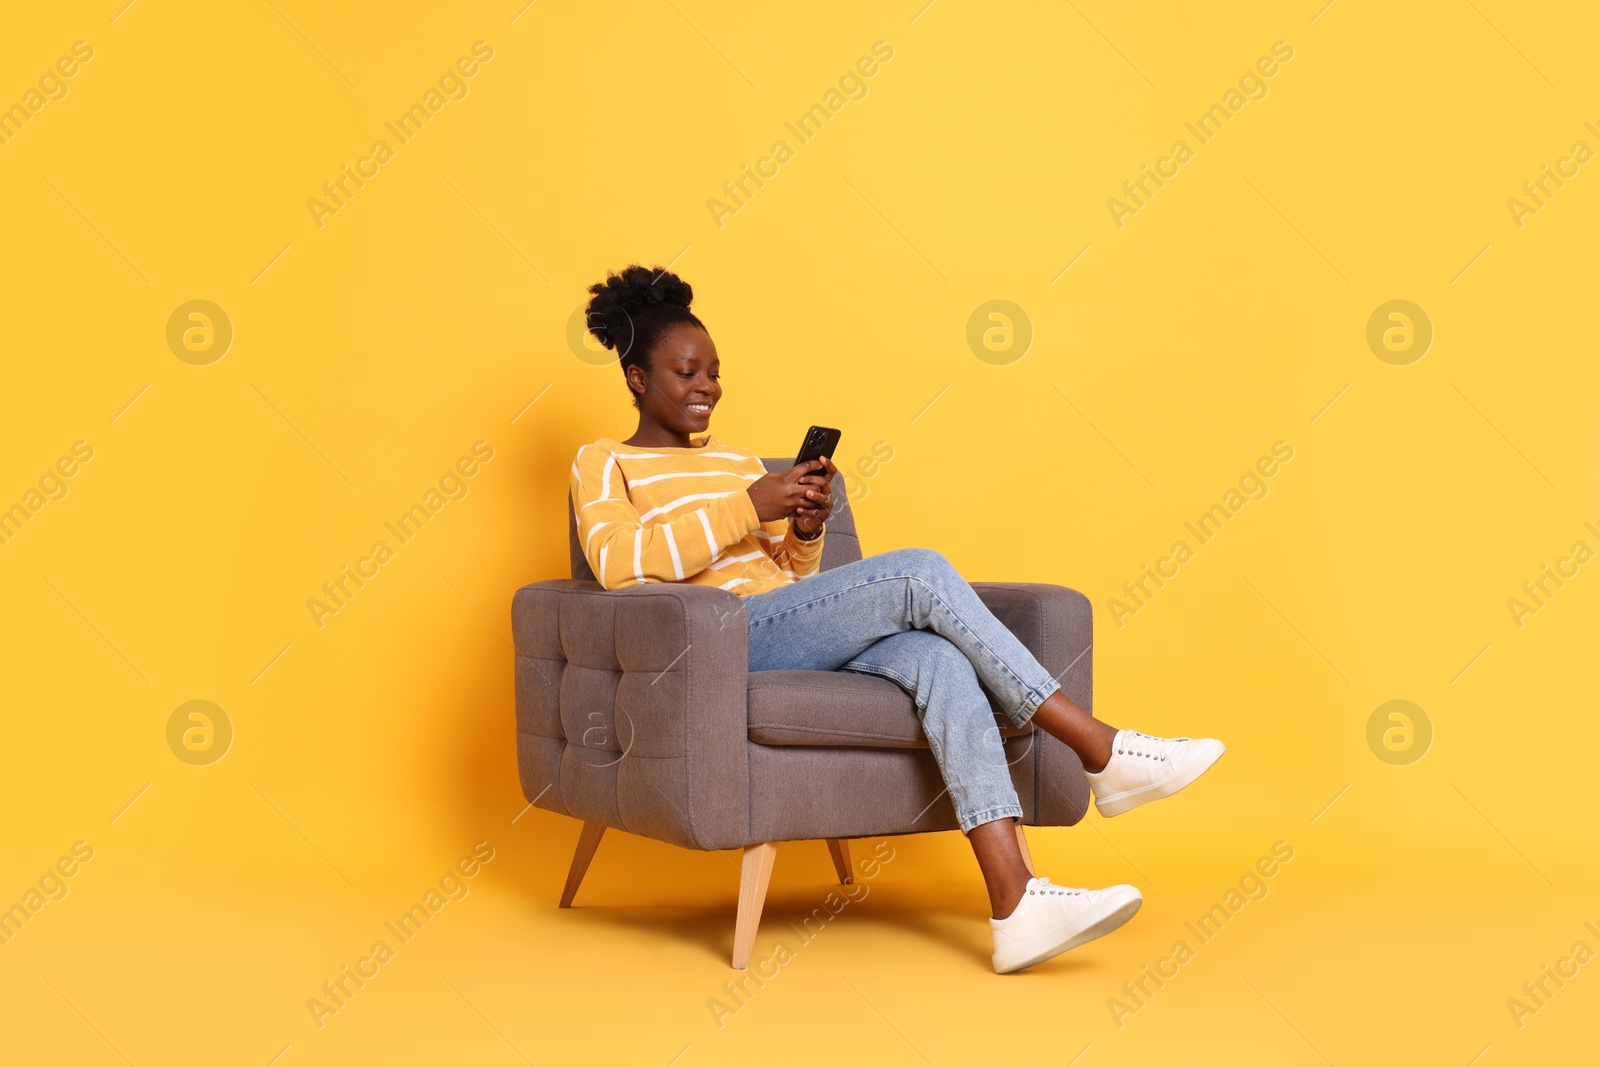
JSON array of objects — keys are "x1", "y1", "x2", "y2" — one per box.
[{"x1": 584, "y1": 264, "x2": 694, "y2": 352}]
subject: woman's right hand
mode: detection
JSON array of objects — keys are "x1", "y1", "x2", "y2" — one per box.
[{"x1": 747, "y1": 460, "x2": 829, "y2": 522}]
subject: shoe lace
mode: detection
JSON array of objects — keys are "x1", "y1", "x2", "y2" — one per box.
[
  {"x1": 1117, "y1": 730, "x2": 1189, "y2": 762},
  {"x1": 1026, "y1": 877, "x2": 1083, "y2": 897}
]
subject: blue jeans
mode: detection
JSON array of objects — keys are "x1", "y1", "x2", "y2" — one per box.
[{"x1": 744, "y1": 547, "x2": 1063, "y2": 833}]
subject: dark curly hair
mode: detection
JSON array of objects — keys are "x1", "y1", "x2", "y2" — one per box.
[{"x1": 584, "y1": 264, "x2": 708, "y2": 408}]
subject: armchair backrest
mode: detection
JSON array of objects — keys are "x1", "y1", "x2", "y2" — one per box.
[{"x1": 567, "y1": 456, "x2": 861, "y2": 582}]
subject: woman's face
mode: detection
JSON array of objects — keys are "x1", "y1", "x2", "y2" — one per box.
[{"x1": 629, "y1": 325, "x2": 721, "y2": 435}]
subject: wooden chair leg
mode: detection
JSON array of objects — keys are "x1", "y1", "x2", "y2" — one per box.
[
  {"x1": 731, "y1": 843, "x2": 778, "y2": 969},
  {"x1": 558, "y1": 822, "x2": 606, "y2": 908},
  {"x1": 825, "y1": 839, "x2": 853, "y2": 885},
  {"x1": 1014, "y1": 823, "x2": 1035, "y2": 876}
]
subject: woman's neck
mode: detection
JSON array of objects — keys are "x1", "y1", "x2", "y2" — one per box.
[{"x1": 621, "y1": 422, "x2": 704, "y2": 449}]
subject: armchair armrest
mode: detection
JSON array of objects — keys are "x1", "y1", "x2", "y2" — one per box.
[
  {"x1": 970, "y1": 581, "x2": 1094, "y2": 826},
  {"x1": 969, "y1": 582, "x2": 1093, "y2": 711},
  {"x1": 511, "y1": 579, "x2": 752, "y2": 851}
]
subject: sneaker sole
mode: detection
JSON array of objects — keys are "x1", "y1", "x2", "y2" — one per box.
[
  {"x1": 992, "y1": 888, "x2": 1143, "y2": 974},
  {"x1": 1093, "y1": 740, "x2": 1226, "y2": 818}
]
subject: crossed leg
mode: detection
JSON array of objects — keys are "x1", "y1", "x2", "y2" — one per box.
[{"x1": 840, "y1": 628, "x2": 1120, "y2": 919}]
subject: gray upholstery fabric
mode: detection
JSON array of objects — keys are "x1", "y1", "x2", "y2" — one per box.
[
  {"x1": 747, "y1": 733, "x2": 1043, "y2": 841},
  {"x1": 748, "y1": 669, "x2": 1033, "y2": 749},
  {"x1": 513, "y1": 580, "x2": 751, "y2": 850},
  {"x1": 513, "y1": 454, "x2": 1092, "y2": 850}
]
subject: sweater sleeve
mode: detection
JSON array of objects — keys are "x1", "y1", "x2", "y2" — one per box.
[
  {"x1": 764, "y1": 521, "x2": 825, "y2": 577},
  {"x1": 570, "y1": 445, "x2": 763, "y2": 589}
]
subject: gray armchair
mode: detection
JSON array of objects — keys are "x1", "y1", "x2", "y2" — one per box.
[{"x1": 511, "y1": 458, "x2": 1094, "y2": 967}]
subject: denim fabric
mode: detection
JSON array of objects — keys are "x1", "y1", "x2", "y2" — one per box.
[{"x1": 744, "y1": 546, "x2": 1063, "y2": 833}]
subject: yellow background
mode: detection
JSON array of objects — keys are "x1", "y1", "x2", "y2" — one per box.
[{"x1": 2, "y1": 1, "x2": 1597, "y2": 1063}]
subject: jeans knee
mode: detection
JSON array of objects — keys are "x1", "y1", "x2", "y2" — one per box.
[
  {"x1": 924, "y1": 635, "x2": 971, "y2": 677},
  {"x1": 916, "y1": 636, "x2": 984, "y2": 712},
  {"x1": 892, "y1": 628, "x2": 966, "y2": 674},
  {"x1": 892, "y1": 546, "x2": 953, "y2": 580}
]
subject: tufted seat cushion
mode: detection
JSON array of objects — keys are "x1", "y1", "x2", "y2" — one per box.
[{"x1": 746, "y1": 669, "x2": 1034, "y2": 749}]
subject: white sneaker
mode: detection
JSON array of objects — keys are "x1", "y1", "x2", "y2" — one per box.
[
  {"x1": 990, "y1": 877, "x2": 1142, "y2": 974},
  {"x1": 1085, "y1": 729, "x2": 1225, "y2": 817}
]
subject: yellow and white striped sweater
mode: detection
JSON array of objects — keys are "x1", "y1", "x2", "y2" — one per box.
[{"x1": 569, "y1": 434, "x2": 825, "y2": 597}]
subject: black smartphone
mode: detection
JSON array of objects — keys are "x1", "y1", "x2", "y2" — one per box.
[{"x1": 793, "y1": 425, "x2": 841, "y2": 479}]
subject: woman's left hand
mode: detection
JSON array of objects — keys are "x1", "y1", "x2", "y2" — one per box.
[{"x1": 792, "y1": 455, "x2": 836, "y2": 538}]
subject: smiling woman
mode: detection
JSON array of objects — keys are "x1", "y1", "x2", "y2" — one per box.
[
  {"x1": 561, "y1": 264, "x2": 1226, "y2": 974},
  {"x1": 572, "y1": 264, "x2": 826, "y2": 594}
]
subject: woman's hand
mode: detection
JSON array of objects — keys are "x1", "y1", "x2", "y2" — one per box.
[
  {"x1": 747, "y1": 458, "x2": 834, "y2": 523},
  {"x1": 791, "y1": 456, "x2": 836, "y2": 538}
]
